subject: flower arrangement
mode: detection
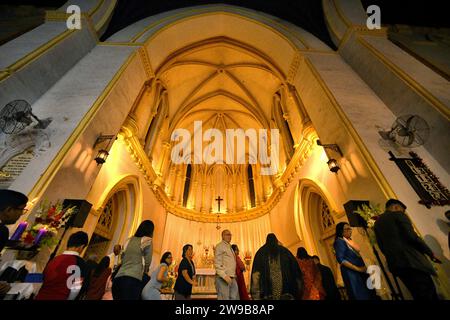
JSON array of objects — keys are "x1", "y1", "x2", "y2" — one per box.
[
  {"x1": 199, "y1": 245, "x2": 214, "y2": 268},
  {"x1": 161, "y1": 261, "x2": 177, "y2": 291},
  {"x1": 354, "y1": 203, "x2": 382, "y2": 229},
  {"x1": 243, "y1": 251, "x2": 252, "y2": 270},
  {"x1": 21, "y1": 200, "x2": 77, "y2": 248},
  {"x1": 354, "y1": 203, "x2": 382, "y2": 244}
]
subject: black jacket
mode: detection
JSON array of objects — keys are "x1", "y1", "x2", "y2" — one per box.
[
  {"x1": 317, "y1": 264, "x2": 341, "y2": 300},
  {"x1": 374, "y1": 211, "x2": 435, "y2": 275},
  {"x1": 0, "y1": 223, "x2": 9, "y2": 252}
]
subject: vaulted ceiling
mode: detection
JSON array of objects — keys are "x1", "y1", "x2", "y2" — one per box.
[{"x1": 158, "y1": 37, "x2": 284, "y2": 135}]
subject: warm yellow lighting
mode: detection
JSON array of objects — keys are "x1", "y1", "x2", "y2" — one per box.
[
  {"x1": 320, "y1": 148, "x2": 329, "y2": 162},
  {"x1": 93, "y1": 134, "x2": 115, "y2": 165},
  {"x1": 95, "y1": 149, "x2": 109, "y2": 165},
  {"x1": 327, "y1": 159, "x2": 340, "y2": 173}
]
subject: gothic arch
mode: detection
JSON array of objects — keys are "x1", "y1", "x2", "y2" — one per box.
[
  {"x1": 93, "y1": 175, "x2": 142, "y2": 253},
  {"x1": 296, "y1": 178, "x2": 340, "y2": 274},
  {"x1": 104, "y1": 5, "x2": 339, "y2": 223}
]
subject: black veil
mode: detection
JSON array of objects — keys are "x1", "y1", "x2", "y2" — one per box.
[{"x1": 250, "y1": 234, "x2": 303, "y2": 299}]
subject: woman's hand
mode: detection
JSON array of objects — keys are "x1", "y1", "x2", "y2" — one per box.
[
  {"x1": 356, "y1": 265, "x2": 367, "y2": 273},
  {"x1": 342, "y1": 261, "x2": 367, "y2": 273}
]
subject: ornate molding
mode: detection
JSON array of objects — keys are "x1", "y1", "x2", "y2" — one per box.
[
  {"x1": 138, "y1": 47, "x2": 155, "y2": 79},
  {"x1": 120, "y1": 122, "x2": 315, "y2": 222},
  {"x1": 287, "y1": 51, "x2": 302, "y2": 83}
]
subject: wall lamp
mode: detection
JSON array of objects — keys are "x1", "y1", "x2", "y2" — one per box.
[
  {"x1": 93, "y1": 134, "x2": 115, "y2": 165},
  {"x1": 316, "y1": 140, "x2": 343, "y2": 173}
]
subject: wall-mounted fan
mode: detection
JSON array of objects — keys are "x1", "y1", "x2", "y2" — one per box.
[
  {"x1": 379, "y1": 114, "x2": 430, "y2": 147},
  {"x1": 0, "y1": 100, "x2": 52, "y2": 134}
]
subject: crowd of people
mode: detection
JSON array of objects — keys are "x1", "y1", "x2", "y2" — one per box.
[{"x1": 0, "y1": 189, "x2": 445, "y2": 300}]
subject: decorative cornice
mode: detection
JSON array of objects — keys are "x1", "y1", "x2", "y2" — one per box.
[
  {"x1": 138, "y1": 47, "x2": 155, "y2": 79},
  {"x1": 45, "y1": 11, "x2": 88, "y2": 22},
  {"x1": 120, "y1": 123, "x2": 315, "y2": 222},
  {"x1": 44, "y1": 11, "x2": 98, "y2": 38},
  {"x1": 287, "y1": 51, "x2": 302, "y2": 84}
]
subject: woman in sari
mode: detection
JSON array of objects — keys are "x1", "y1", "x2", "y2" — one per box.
[
  {"x1": 231, "y1": 244, "x2": 250, "y2": 300},
  {"x1": 333, "y1": 222, "x2": 377, "y2": 300},
  {"x1": 296, "y1": 247, "x2": 325, "y2": 300},
  {"x1": 250, "y1": 233, "x2": 303, "y2": 300}
]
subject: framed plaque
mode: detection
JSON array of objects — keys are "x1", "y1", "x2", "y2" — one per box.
[
  {"x1": 0, "y1": 148, "x2": 35, "y2": 188},
  {"x1": 389, "y1": 151, "x2": 450, "y2": 208}
]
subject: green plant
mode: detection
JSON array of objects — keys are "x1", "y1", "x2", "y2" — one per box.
[
  {"x1": 354, "y1": 203, "x2": 383, "y2": 245},
  {"x1": 354, "y1": 203, "x2": 382, "y2": 229},
  {"x1": 21, "y1": 200, "x2": 76, "y2": 249}
]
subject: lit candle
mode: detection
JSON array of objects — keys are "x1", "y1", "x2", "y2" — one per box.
[
  {"x1": 33, "y1": 228, "x2": 47, "y2": 246},
  {"x1": 10, "y1": 222, "x2": 28, "y2": 241}
]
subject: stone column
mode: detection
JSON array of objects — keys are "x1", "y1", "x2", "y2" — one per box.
[
  {"x1": 145, "y1": 91, "x2": 167, "y2": 159},
  {"x1": 200, "y1": 181, "x2": 206, "y2": 213},
  {"x1": 232, "y1": 173, "x2": 238, "y2": 213},
  {"x1": 262, "y1": 174, "x2": 271, "y2": 200},
  {"x1": 191, "y1": 180, "x2": 198, "y2": 210},
  {"x1": 240, "y1": 170, "x2": 248, "y2": 210},
  {"x1": 166, "y1": 165, "x2": 176, "y2": 197},
  {"x1": 171, "y1": 167, "x2": 181, "y2": 202},
  {"x1": 178, "y1": 171, "x2": 187, "y2": 206},
  {"x1": 209, "y1": 179, "x2": 215, "y2": 213},
  {"x1": 224, "y1": 181, "x2": 229, "y2": 213},
  {"x1": 255, "y1": 165, "x2": 264, "y2": 205},
  {"x1": 158, "y1": 141, "x2": 171, "y2": 177}
]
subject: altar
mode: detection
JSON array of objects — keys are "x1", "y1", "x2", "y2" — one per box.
[{"x1": 192, "y1": 268, "x2": 217, "y2": 299}]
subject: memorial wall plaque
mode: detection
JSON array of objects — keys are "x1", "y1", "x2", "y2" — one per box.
[
  {"x1": 0, "y1": 148, "x2": 35, "y2": 188},
  {"x1": 389, "y1": 151, "x2": 450, "y2": 208}
]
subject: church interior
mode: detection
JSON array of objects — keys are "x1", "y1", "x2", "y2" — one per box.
[{"x1": 0, "y1": 0, "x2": 449, "y2": 300}]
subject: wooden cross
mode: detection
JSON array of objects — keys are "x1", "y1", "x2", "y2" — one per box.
[{"x1": 215, "y1": 195, "x2": 223, "y2": 213}]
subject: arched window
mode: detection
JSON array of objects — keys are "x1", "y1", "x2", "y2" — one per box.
[
  {"x1": 273, "y1": 94, "x2": 295, "y2": 158},
  {"x1": 182, "y1": 164, "x2": 192, "y2": 207},
  {"x1": 144, "y1": 101, "x2": 162, "y2": 155},
  {"x1": 247, "y1": 165, "x2": 256, "y2": 208},
  {"x1": 320, "y1": 201, "x2": 335, "y2": 232},
  {"x1": 98, "y1": 198, "x2": 114, "y2": 232},
  {"x1": 279, "y1": 102, "x2": 295, "y2": 155}
]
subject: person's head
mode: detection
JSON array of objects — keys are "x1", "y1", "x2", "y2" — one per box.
[
  {"x1": 385, "y1": 199, "x2": 407, "y2": 213},
  {"x1": 446, "y1": 210, "x2": 450, "y2": 221},
  {"x1": 134, "y1": 220, "x2": 154, "y2": 238},
  {"x1": 296, "y1": 247, "x2": 310, "y2": 260},
  {"x1": 312, "y1": 255, "x2": 320, "y2": 265},
  {"x1": 266, "y1": 233, "x2": 278, "y2": 246},
  {"x1": 265, "y1": 233, "x2": 280, "y2": 259},
  {"x1": 160, "y1": 251, "x2": 173, "y2": 266},
  {"x1": 113, "y1": 244, "x2": 122, "y2": 255},
  {"x1": 182, "y1": 244, "x2": 193, "y2": 260},
  {"x1": 0, "y1": 190, "x2": 28, "y2": 225},
  {"x1": 231, "y1": 244, "x2": 239, "y2": 255},
  {"x1": 335, "y1": 222, "x2": 352, "y2": 240},
  {"x1": 94, "y1": 256, "x2": 110, "y2": 277},
  {"x1": 222, "y1": 229, "x2": 232, "y2": 243},
  {"x1": 67, "y1": 231, "x2": 89, "y2": 254}
]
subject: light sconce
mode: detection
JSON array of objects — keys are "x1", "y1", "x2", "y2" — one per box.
[
  {"x1": 317, "y1": 140, "x2": 343, "y2": 173},
  {"x1": 327, "y1": 159, "x2": 340, "y2": 173},
  {"x1": 93, "y1": 134, "x2": 115, "y2": 165}
]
